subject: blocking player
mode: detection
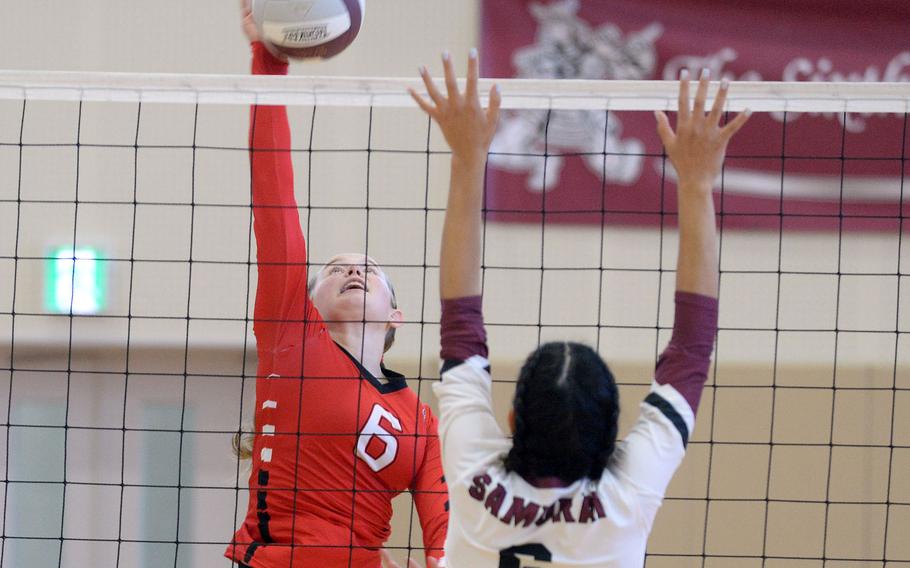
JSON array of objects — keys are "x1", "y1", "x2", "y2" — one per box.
[
  {"x1": 410, "y1": 52, "x2": 749, "y2": 566},
  {"x1": 225, "y1": 3, "x2": 448, "y2": 567}
]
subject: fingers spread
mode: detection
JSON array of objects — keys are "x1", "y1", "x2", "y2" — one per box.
[
  {"x1": 708, "y1": 78, "x2": 729, "y2": 125},
  {"x1": 693, "y1": 68, "x2": 710, "y2": 115},
  {"x1": 654, "y1": 110, "x2": 675, "y2": 148},
  {"x1": 677, "y1": 69, "x2": 691, "y2": 121},
  {"x1": 419, "y1": 66, "x2": 446, "y2": 108},
  {"x1": 408, "y1": 88, "x2": 437, "y2": 118},
  {"x1": 486, "y1": 84, "x2": 502, "y2": 133},
  {"x1": 442, "y1": 51, "x2": 460, "y2": 103},
  {"x1": 721, "y1": 109, "x2": 752, "y2": 142},
  {"x1": 466, "y1": 48, "x2": 479, "y2": 102}
]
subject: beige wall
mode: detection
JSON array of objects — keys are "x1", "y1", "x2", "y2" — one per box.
[
  {"x1": 1, "y1": 1, "x2": 908, "y2": 567},
  {"x1": 0, "y1": 1, "x2": 479, "y2": 75}
]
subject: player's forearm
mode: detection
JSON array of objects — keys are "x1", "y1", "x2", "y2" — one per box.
[
  {"x1": 249, "y1": 40, "x2": 306, "y2": 318},
  {"x1": 675, "y1": 182, "x2": 718, "y2": 299},
  {"x1": 251, "y1": 41, "x2": 287, "y2": 76},
  {"x1": 418, "y1": 509, "x2": 448, "y2": 565},
  {"x1": 249, "y1": 43, "x2": 294, "y2": 201},
  {"x1": 440, "y1": 155, "x2": 486, "y2": 300},
  {"x1": 663, "y1": 181, "x2": 718, "y2": 415},
  {"x1": 655, "y1": 291, "x2": 718, "y2": 414}
]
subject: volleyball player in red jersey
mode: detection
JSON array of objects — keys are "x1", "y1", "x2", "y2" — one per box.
[{"x1": 225, "y1": 4, "x2": 448, "y2": 567}]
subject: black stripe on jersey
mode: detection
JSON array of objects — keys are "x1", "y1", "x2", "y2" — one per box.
[
  {"x1": 644, "y1": 392, "x2": 689, "y2": 447},
  {"x1": 257, "y1": 511, "x2": 273, "y2": 542},
  {"x1": 441, "y1": 359, "x2": 492, "y2": 375},
  {"x1": 255, "y1": 468, "x2": 274, "y2": 544},
  {"x1": 257, "y1": 490, "x2": 267, "y2": 510},
  {"x1": 440, "y1": 359, "x2": 462, "y2": 374},
  {"x1": 336, "y1": 342, "x2": 409, "y2": 394},
  {"x1": 243, "y1": 542, "x2": 261, "y2": 564}
]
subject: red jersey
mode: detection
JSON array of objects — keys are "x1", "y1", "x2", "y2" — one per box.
[{"x1": 225, "y1": 43, "x2": 448, "y2": 568}]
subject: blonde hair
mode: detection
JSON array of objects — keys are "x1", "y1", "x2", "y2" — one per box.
[
  {"x1": 233, "y1": 270, "x2": 400, "y2": 462},
  {"x1": 233, "y1": 426, "x2": 255, "y2": 461},
  {"x1": 231, "y1": 262, "x2": 398, "y2": 460},
  {"x1": 307, "y1": 269, "x2": 399, "y2": 353}
]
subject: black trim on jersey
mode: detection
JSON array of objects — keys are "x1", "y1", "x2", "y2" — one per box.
[
  {"x1": 644, "y1": 392, "x2": 690, "y2": 447},
  {"x1": 243, "y1": 543, "x2": 261, "y2": 564},
  {"x1": 335, "y1": 342, "x2": 409, "y2": 394},
  {"x1": 257, "y1": 490, "x2": 267, "y2": 510},
  {"x1": 255, "y1": 468, "x2": 274, "y2": 545},
  {"x1": 440, "y1": 359, "x2": 462, "y2": 374},
  {"x1": 441, "y1": 358, "x2": 492, "y2": 376},
  {"x1": 257, "y1": 511, "x2": 273, "y2": 542}
]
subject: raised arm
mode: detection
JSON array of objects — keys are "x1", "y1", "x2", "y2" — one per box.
[
  {"x1": 412, "y1": 53, "x2": 506, "y2": 480},
  {"x1": 411, "y1": 51, "x2": 500, "y2": 303},
  {"x1": 243, "y1": 1, "x2": 311, "y2": 349},
  {"x1": 612, "y1": 72, "x2": 749, "y2": 500},
  {"x1": 657, "y1": 70, "x2": 749, "y2": 300},
  {"x1": 652, "y1": 70, "x2": 750, "y2": 416}
]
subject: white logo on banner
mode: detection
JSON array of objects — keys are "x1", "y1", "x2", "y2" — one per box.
[
  {"x1": 493, "y1": 0, "x2": 910, "y2": 201},
  {"x1": 490, "y1": 0, "x2": 662, "y2": 192},
  {"x1": 665, "y1": 50, "x2": 910, "y2": 133}
]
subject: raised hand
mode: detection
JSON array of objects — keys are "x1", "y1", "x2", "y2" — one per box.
[
  {"x1": 657, "y1": 69, "x2": 750, "y2": 298},
  {"x1": 240, "y1": 0, "x2": 260, "y2": 43},
  {"x1": 409, "y1": 50, "x2": 501, "y2": 166},
  {"x1": 655, "y1": 69, "x2": 750, "y2": 192},
  {"x1": 241, "y1": 0, "x2": 289, "y2": 61},
  {"x1": 410, "y1": 50, "x2": 500, "y2": 300}
]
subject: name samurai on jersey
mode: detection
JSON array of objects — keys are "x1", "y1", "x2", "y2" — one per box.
[{"x1": 469, "y1": 472, "x2": 606, "y2": 527}]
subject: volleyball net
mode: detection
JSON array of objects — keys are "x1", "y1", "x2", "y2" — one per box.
[{"x1": 0, "y1": 71, "x2": 908, "y2": 567}]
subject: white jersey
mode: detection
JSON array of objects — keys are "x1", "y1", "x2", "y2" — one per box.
[{"x1": 432, "y1": 355, "x2": 694, "y2": 568}]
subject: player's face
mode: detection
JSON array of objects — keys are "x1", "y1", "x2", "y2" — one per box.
[{"x1": 310, "y1": 253, "x2": 402, "y2": 330}]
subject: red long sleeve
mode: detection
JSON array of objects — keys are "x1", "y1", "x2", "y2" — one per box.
[
  {"x1": 229, "y1": 43, "x2": 449, "y2": 568},
  {"x1": 250, "y1": 42, "x2": 317, "y2": 350},
  {"x1": 410, "y1": 409, "x2": 449, "y2": 563}
]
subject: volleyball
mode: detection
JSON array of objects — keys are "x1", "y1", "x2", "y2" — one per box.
[{"x1": 253, "y1": 0, "x2": 365, "y2": 59}]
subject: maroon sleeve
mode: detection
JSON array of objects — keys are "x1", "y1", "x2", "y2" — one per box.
[
  {"x1": 440, "y1": 295, "x2": 488, "y2": 362},
  {"x1": 250, "y1": 42, "x2": 320, "y2": 350},
  {"x1": 654, "y1": 291, "x2": 719, "y2": 414},
  {"x1": 411, "y1": 408, "x2": 448, "y2": 563}
]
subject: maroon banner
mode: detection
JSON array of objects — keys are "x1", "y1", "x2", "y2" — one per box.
[{"x1": 481, "y1": 0, "x2": 910, "y2": 230}]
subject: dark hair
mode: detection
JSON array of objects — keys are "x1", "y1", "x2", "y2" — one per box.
[
  {"x1": 307, "y1": 271, "x2": 398, "y2": 353},
  {"x1": 504, "y1": 342, "x2": 620, "y2": 483}
]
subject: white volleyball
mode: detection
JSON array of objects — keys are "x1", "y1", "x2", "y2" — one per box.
[{"x1": 253, "y1": 0, "x2": 365, "y2": 59}]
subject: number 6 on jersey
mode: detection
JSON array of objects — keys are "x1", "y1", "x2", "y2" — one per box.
[{"x1": 357, "y1": 403, "x2": 403, "y2": 472}]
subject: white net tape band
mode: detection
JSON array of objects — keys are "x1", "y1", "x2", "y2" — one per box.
[{"x1": 1, "y1": 70, "x2": 909, "y2": 112}]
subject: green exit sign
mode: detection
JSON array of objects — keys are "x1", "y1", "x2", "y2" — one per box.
[{"x1": 46, "y1": 248, "x2": 105, "y2": 315}]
